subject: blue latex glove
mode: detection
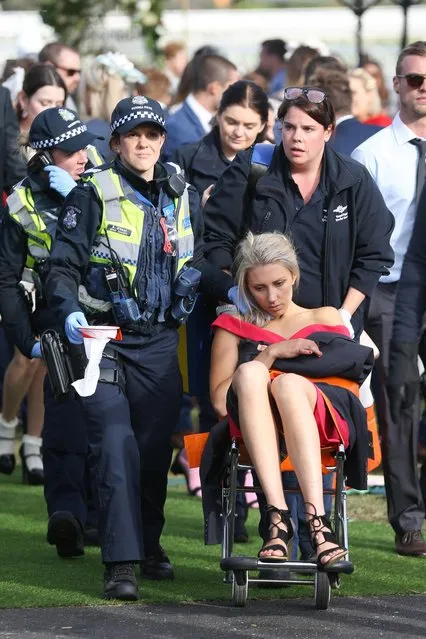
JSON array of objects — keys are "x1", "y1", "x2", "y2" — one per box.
[
  {"x1": 65, "y1": 312, "x2": 89, "y2": 345},
  {"x1": 31, "y1": 342, "x2": 42, "y2": 359},
  {"x1": 228, "y1": 286, "x2": 249, "y2": 314},
  {"x1": 44, "y1": 165, "x2": 77, "y2": 197}
]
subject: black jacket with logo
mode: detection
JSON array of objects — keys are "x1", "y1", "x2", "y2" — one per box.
[{"x1": 204, "y1": 143, "x2": 394, "y2": 333}]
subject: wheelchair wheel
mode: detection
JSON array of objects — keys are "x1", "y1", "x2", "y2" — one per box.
[
  {"x1": 314, "y1": 571, "x2": 331, "y2": 610},
  {"x1": 232, "y1": 570, "x2": 248, "y2": 607}
]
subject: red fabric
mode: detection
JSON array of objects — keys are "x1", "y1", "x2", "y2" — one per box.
[
  {"x1": 364, "y1": 114, "x2": 392, "y2": 127},
  {"x1": 213, "y1": 314, "x2": 350, "y2": 447}
]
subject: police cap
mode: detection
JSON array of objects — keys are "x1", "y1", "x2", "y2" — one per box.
[
  {"x1": 29, "y1": 107, "x2": 103, "y2": 153},
  {"x1": 110, "y1": 96, "x2": 167, "y2": 135}
]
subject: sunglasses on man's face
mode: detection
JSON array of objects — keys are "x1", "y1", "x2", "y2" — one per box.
[
  {"x1": 397, "y1": 73, "x2": 426, "y2": 89},
  {"x1": 284, "y1": 86, "x2": 327, "y2": 104},
  {"x1": 57, "y1": 66, "x2": 81, "y2": 77}
]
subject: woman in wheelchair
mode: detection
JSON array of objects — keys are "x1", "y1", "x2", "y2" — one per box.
[{"x1": 210, "y1": 232, "x2": 372, "y2": 568}]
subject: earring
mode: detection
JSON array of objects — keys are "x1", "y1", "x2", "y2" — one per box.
[{"x1": 22, "y1": 110, "x2": 28, "y2": 118}]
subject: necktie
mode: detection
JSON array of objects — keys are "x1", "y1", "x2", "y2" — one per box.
[{"x1": 410, "y1": 138, "x2": 426, "y2": 206}]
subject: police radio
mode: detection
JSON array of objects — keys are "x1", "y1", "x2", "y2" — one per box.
[
  {"x1": 103, "y1": 230, "x2": 141, "y2": 326},
  {"x1": 27, "y1": 150, "x2": 54, "y2": 177}
]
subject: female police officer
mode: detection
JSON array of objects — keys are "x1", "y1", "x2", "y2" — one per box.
[
  {"x1": 44, "y1": 96, "x2": 233, "y2": 601},
  {"x1": 0, "y1": 107, "x2": 103, "y2": 553}
]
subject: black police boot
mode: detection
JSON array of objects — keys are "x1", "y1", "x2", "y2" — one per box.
[
  {"x1": 140, "y1": 545, "x2": 174, "y2": 580},
  {"x1": 103, "y1": 562, "x2": 138, "y2": 600},
  {"x1": 83, "y1": 526, "x2": 100, "y2": 547},
  {"x1": 47, "y1": 511, "x2": 84, "y2": 558}
]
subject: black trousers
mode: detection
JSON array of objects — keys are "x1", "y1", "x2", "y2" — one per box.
[
  {"x1": 81, "y1": 329, "x2": 182, "y2": 564},
  {"x1": 43, "y1": 380, "x2": 97, "y2": 529},
  {"x1": 365, "y1": 282, "x2": 425, "y2": 533}
]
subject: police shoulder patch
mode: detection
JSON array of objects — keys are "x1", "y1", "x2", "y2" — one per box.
[{"x1": 62, "y1": 205, "x2": 81, "y2": 231}]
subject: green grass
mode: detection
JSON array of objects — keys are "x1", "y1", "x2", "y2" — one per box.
[{"x1": 0, "y1": 472, "x2": 424, "y2": 609}]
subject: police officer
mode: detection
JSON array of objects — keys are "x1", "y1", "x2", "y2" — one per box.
[
  {"x1": 44, "y1": 96, "x2": 233, "y2": 601},
  {"x1": 0, "y1": 107, "x2": 103, "y2": 555}
]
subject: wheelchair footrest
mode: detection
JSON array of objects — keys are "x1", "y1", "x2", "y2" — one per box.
[
  {"x1": 221, "y1": 556, "x2": 354, "y2": 575},
  {"x1": 319, "y1": 559, "x2": 354, "y2": 575}
]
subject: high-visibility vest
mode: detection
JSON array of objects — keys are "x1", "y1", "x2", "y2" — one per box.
[
  {"x1": 81, "y1": 166, "x2": 194, "y2": 317},
  {"x1": 7, "y1": 183, "x2": 55, "y2": 269}
]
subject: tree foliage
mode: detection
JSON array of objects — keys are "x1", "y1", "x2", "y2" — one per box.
[{"x1": 39, "y1": 0, "x2": 164, "y2": 57}]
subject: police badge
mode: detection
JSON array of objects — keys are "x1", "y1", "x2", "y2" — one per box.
[{"x1": 62, "y1": 206, "x2": 81, "y2": 231}]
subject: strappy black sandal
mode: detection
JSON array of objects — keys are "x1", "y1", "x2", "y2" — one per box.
[
  {"x1": 258, "y1": 505, "x2": 294, "y2": 562},
  {"x1": 305, "y1": 503, "x2": 347, "y2": 569}
]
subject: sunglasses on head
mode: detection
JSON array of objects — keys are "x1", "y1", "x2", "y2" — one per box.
[
  {"x1": 284, "y1": 86, "x2": 327, "y2": 104},
  {"x1": 397, "y1": 73, "x2": 426, "y2": 89},
  {"x1": 57, "y1": 66, "x2": 81, "y2": 77}
]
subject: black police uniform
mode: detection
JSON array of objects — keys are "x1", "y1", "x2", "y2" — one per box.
[
  {"x1": 0, "y1": 107, "x2": 103, "y2": 554},
  {"x1": 43, "y1": 97, "x2": 233, "y2": 598}
]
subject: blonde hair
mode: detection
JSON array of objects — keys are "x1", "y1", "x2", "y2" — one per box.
[
  {"x1": 234, "y1": 232, "x2": 300, "y2": 327},
  {"x1": 349, "y1": 67, "x2": 381, "y2": 116},
  {"x1": 82, "y1": 61, "x2": 125, "y2": 121}
]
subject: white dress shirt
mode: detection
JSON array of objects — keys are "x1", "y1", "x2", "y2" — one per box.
[
  {"x1": 186, "y1": 93, "x2": 213, "y2": 134},
  {"x1": 351, "y1": 112, "x2": 425, "y2": 283}
]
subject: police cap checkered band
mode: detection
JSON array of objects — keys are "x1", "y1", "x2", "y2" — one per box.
[
  {"x1": 110, "y1": 96, "x2": 167, "y2": 135},
  {"x1": 29, "y1": 107, "x2": 104, "y2": 153},
  {"x1": 31, "y1": 124, "x2": 89, "y2": 149}
]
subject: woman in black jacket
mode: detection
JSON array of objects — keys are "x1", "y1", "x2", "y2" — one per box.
[
  {"x1": 173, "y1": 80, "x2": 269, "y2": 205},
  {"x1": 203, "y1": 86, "x2": 394, "y2": 337},
  {"x1": 203, "y1": 86, "x2": 394, "y2": 559}
]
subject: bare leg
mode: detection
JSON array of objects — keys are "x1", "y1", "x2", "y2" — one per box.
[
  {"x1": 26, "y1": 363, "x2": 46, "y2": 437},
  {"x1": 0, "y1": 350, "x2": 39, "y2": 461},
  {"x1": 233, "y1": 361, "x2": 290, "y2": 558},
  {"x1": 21, "y1": 363, "x2": 46, "y2": 474},
  {"x1": 2, "y1": 349, "x2": 39, "y2": 422},
  {"x1": 271, "y1": 373, "x2": 346, "y2": 565}
]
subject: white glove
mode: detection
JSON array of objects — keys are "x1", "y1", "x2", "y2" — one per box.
[{"x1": 338, "y1": 307, "x2": 354, "y2": 339}]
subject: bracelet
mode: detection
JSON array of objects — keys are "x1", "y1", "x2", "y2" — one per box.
[{"x1": 216, "y1": 304, "x2": 237, "y2": 316}]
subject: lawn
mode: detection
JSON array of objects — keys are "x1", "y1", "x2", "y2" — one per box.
[{"x1": 0, "y1": 472, "x2": 424, "y2": 609}]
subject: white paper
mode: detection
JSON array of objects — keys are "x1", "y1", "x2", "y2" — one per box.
[{"x1": 72, "y1": 337, "x2": 112, "y2": 397}]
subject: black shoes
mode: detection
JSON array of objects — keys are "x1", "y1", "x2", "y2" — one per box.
[
  {"x1": 47, "y1": 511, "x2": 84, "y2": 558},
  {"x1": 395, "y1": 530, "x2": 426, "y2": 556},
  {"x1": 140, "y1": 545, "x2": 174, "y2": 580},
  {"x1": 0, "y1": 453, "x2": 15, "y2": 475},
  {"x1": 104, "y1": 562, "x2": 138, "y2": 600}
]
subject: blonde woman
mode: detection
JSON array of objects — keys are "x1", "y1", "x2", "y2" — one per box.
[
  {"x1": 349, "y1": 68, "x2": 392, "y2": 127},
  {"x1": 210, "y1": 232, "x2": 373, "y2": 566},
  {"x1": 81, "y1": 52, "x2": 147, "y2": 160}
]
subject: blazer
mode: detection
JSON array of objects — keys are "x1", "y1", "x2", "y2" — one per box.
[
  {"x1": 0, "y1": 87, "x2": 26, "y2": 211},
  {"x1": 163, "y1": 100, "x2": 207, "y2": 160},
  {"x1": 330, "y1": 117, "x2": 381, "y2": 157}
]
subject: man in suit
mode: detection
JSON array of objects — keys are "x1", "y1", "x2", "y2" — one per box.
[
  {"x1": 0, "y1": 87, "x2": 26, "y2": 213},
  {"x1": 309, "y1": 69, "x2": 382, "y2": 156},
  {"x1": 163, "y1": 54, "x2": 239, "y2": 160}
]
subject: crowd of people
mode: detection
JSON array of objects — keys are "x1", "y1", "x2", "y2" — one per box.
[{"x1": 0, "y1": 33, "x2": 425, "y2": 602}]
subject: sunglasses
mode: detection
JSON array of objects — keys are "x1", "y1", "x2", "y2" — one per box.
[
  {"x1": 57, "y1": 66, "x2": 81, "y2": 77},
  {"x1": 284, "y1": 86, "x2": 327, "y2": 104},
  {"x1": 397, "y1": 73, "x2": 426, "y2": 89}
]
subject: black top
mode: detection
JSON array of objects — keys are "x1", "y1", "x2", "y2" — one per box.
[
  {"x1": 0, "y1": 87, "x2": 26, "y2": 208},
  {"x1": 172, "y1": 128, "x2": 230, "y2": 198},
  {"x1": 0, "y1": 174, "x2": 64, "y2": 357},
  {"x1": 203, "y1": 143, "x2": 395, "y2": 334},
  {"x1": 44, "y1": 158, "x2": 233, "y2": 328}
]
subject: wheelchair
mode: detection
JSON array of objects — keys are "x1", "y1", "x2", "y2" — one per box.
[
  {"x1": 185, "y1": 376, "x2": 380, "y2": 610},
  {"x1": 220, "y1": 438, "x2": 352, "y2": 610}
]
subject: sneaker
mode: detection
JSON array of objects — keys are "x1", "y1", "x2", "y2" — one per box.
[
  {"x1": 140, "y1": 545, "x2": 174, "y2": 580},
  {"x1": 47, "y1": 511, "x2": 84, "y2": 558},
  {"x1": 103, "y1": 562, "x2": 138, "y2": 600},
  {"x1": 395, "y1": 530, "x2": 426, "y2": 556}
]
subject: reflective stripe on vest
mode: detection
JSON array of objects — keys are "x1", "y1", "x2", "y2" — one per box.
[
  {"x1": 87, "y1": 167, "x2": 194, "y2": 286},
  {"x1": 85, "y1": 144, "x2": 105, "y2": 168},
  {"x1": 7, "y1": 186, "x2": 52, "y2": 268}
]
